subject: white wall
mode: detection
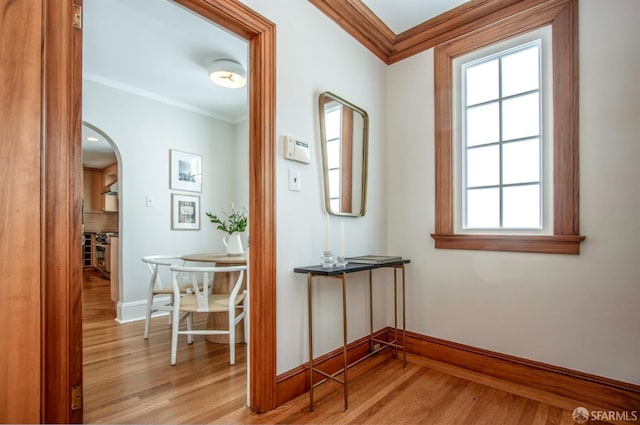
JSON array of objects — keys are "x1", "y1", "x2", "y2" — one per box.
[
  {"x1": 240, "y1": 0, "x2": 389, "y2": 374},
  {"x1": 235, "y1": 119, "x2": 250, "y2": 250},
  {"x1": 387, "y1": 0, "x2": 640, "y2": 385},
  {"x1": 83, "y1": 80, "x2": 239, "y2": 321}
]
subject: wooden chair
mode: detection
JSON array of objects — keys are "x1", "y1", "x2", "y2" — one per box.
[
  {"x1": 141, "y1": 255, "x2": 186, "y2": 339},
  {"x1": 169, "y1": 264, "x2": 247, "y2": 366}
]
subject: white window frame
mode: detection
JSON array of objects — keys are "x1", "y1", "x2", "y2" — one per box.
[{"x1": 452, "y1": 27, "x2": 553, "y2": 235}]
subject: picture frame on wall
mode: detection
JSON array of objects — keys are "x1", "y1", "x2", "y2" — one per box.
[
  {"x1": 170, "y1": 149, "x2": 202, "y2": 192},
  {"x1": 172, "y1": 194, "x2": 200, "y2": 230}
]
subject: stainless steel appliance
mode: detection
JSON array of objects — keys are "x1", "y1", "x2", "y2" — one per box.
[{"x1": 94, "y1": 232, "x2": 117, "y2": 278}]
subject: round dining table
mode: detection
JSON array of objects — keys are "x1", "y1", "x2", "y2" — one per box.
[{"x1": 180, "y1": 252, "x2": 247, "y2": 344}]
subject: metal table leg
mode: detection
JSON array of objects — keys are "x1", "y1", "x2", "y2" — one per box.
[
  {"x1": 304, "y1": 264, "x2": 407, "y2": 412},
  {"x1": 341, "y1": 273, "x2": 348, "y2": 411},
  {"x1": 400, "y1": 264, "x2": 406, "y2": 368},
  {"x1": 369, "y1": 270, "x2": 373, "y2": 352},
  {"x1": 307, "y1": 273, "x2": 314, "y2": 411}
]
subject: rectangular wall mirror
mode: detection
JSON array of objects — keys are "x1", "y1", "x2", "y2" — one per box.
[{"x1": 319, "y1": 91, "x2": 369, "y2": 216}]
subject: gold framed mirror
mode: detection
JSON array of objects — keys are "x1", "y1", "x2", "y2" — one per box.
[{"x1": 319, "y1": 92, "x2": 369, "y2": 216}]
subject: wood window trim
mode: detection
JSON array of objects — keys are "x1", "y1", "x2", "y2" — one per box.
[{"x1": 431, "y1": 0, "x2": 585, "y2": 255}]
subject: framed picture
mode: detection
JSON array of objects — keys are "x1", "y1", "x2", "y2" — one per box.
[
  {"x1": 170, "y1": 149, "x2": 202, "y2": 192},
  {"x1": 171, "y1": 194, "x2": 200, "y2": 230}
]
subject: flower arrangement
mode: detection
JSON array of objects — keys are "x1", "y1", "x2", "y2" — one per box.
[{"x1": 205, "y1": 203, "x2": 247, "y2": 234}]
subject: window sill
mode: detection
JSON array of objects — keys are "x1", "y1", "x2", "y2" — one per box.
[{"x1": 431, "y1": 234, "x2": 586, "y2": 255}]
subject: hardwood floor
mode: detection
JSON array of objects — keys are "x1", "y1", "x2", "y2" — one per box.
[
  {"x1": 219, "y1": 354, "x2": 597, "y2": 425},
  {"x1": 83, "y1": 270, "x2": 605, "y2": 424},
  {"x1": 82, "y1": 270, "x2": 247, "y2": 424}
]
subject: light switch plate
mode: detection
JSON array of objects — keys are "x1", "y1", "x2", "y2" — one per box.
[{"x1": 288, "y1": 169, "x2": 301, "y2": 191}]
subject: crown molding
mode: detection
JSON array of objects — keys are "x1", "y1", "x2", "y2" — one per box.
[
  {"x1": 309, "y1": 0, "x2": 558, "y2": 64},
  {"x1": 83, "y1": 73, "x2": 244, "y2": 124},
  {"x1": 308, "y1": 0, "x2": 394, "y2": 62}
]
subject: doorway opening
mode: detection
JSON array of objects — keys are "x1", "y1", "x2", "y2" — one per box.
[
  {"x1": 81, "y1": 122, "x2": 121, "y2": 324},
  {"x1": 42, "y1": 0, "x2": 276, "y2": 420},
  {"x1": 80, "y1": 0, "x2": 252, "y2": 421}
]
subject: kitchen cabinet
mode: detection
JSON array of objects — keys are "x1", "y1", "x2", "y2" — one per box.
[
  {"x1": 102, "y1": 163, "x2": 118, "y2": 212},
  {"x1": 103, "y1": 163, "x2": 117, "y2": 185},
  {"x1": 83, "y1": 164, "x2": 118, "y2": 212},
  {"x1": 82, "y1": 168, "x2": 103, "y2": 212}
]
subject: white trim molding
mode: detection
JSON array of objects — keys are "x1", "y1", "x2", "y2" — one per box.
[{"x1": 115, "y1": 296, "x2": 171, "y2": 324}]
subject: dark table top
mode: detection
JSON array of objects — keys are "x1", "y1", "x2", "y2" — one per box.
[{"x1": 294, "y1": 259, "x2": 410, "y2": 276}]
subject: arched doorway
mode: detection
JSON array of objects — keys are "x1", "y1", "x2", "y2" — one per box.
[{"x1": 81, "y1": 122, "x2": 122, "y2": 311}]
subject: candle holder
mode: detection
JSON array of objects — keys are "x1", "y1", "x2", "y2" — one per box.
[
  {"x1": 320, "y1": 250, "x2": 336, "y2": 268},
  {"x1": 335, "y1": 256, "x2": 348, "y2": 268}
]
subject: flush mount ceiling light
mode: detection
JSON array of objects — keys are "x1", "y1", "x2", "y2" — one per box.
[{"x1": 208, "y1": 59, "x2": 247, "y2": 88}]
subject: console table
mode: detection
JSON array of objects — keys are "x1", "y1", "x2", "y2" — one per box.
[{"x1": 293, "y1": 259, "x2": 410, "y2": 411}]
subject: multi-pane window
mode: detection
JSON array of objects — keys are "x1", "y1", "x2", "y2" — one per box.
[
  {"x1": 461, "y1": 40, "x2": 543, "y2": 230},
  {"x1": 324, "y1": 104, "x2": 342, "y2": 212},
  {"x1": 432, "y1": 1, "x2": 583, "y2": 254}
]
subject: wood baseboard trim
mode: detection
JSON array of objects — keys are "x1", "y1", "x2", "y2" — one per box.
[
  {"x1": 400, "y1": 328, "x2": 640, "y2": 412},
  {"x1": 275, "y1": 327, "x2": 639, "y2": 412},
  {"x1": 275, "y1": 328, "x2": 389, "y2": 406}
]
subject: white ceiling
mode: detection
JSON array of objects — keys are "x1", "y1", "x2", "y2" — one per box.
[
  {"x1": 83, "y1": 0, "x2": 248, "y2": 122},
  {"x1": 82, "y1": 125, "x2": 116, "y2": 169},
  {"x1": 82, "y1": 0, "x2": 249, "y2": 168},
  {"x1": 81, "y1": 0, "x2": 468, "y2": 168},
  {"x1": 362, "y1": 0, "x2": 471, "y2": 34}
]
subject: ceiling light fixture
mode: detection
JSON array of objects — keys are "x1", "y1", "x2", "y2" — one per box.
[
  {"x1": 208, "y1": 59, "x2": 247, "y2": 89},
  {"x1": 86, "y1": 137, "x2": 99, "y2": 142}
]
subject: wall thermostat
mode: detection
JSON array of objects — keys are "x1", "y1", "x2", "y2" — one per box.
[{"x1": 283, "y1": 135, "x2": 311, "y2": 164}]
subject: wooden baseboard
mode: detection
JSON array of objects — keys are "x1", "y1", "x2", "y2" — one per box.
[
  {"x1": 401, "y1": 329, "x2": 640, "y2": 413},
  {"x1": 275, "y1": 328, "x2": 389, "y2": 406},
  {"x1": 275, "y1": 327, "x2": 640, "y2": 413}
]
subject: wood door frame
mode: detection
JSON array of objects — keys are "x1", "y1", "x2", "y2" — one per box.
[
  {"x1": 0, "y1": 1, "x2": 44, "y2": 422},
  {"x1": 43, "y1": 0, "x2": 277, "y2": 421}
]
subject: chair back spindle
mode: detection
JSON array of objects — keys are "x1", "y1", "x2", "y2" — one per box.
[{"x1": 168, "y1": 264, "x2": 248, "y2": 365}]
